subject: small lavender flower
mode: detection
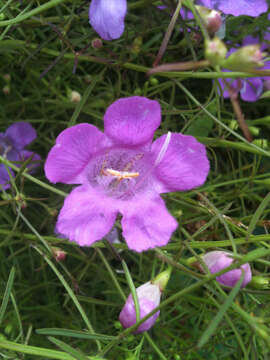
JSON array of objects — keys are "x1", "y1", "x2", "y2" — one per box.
[
  {"x1": 119, "y1": 281, "x2": 161, "y2": 333},
  {"x1": 202, "y1": 251, "x2": 252, "y2": 288},
  {"x1": 45, "y1": 96, "x2": 209, "y2": 252},
  {"x1": 89, "y1": 0, "x2": 127, "y2": 41},
  {"x1": 0, "y1": 122, "x2": 40, "y2": 190}
]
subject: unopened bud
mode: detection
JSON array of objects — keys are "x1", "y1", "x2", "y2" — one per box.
[
  {"x1": 52, "y1": 247, "x2": 66, "y2": 262},
  {"x1": 69, "y1": 90, "x2": 81, "y2": 103},
  {"x1": 196, "y1": 6, "x2": 222, "y2": 34},
  {"x1": 229, "y1": 120, "x2": 238, "y2": 130},
  {"x1": 248, "y1": 126, "x2": 260, "y2": 136},
  {"x1": 152, "y1": 267, "x2": 172, "y2": 292},
  {"x1": 224, "y1": 45, "x2": 265, "y2": 71},
  {"x1": 3, "y1": 86, "x2": 10, "y2": 95},
  {"x1": 205, "y1": 37, "x2": 227, "y2": 67},
  {"x1": 3, "y1": 74, "x2": 11, "y2": 82},
  {"x1": 250, "y1": 276, "x2": 269, "y2": 289},
  {"x1": 91, "y1": 38, "x2": 103, "y2": 49},
  {"x1": 119, "y1": 281, "x2": 161, "y2": 333},
  {"x1": 252, "y1": 138, "x2": 268, "y2": 149},
  {"x1": 131, "y1": 36, "x2": 143, "y2": 55},
  {"x1": 201, "y1": 251, "x2": 252, "y2": 288}
]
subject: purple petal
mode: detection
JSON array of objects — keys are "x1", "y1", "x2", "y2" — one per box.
[
  {"x1": 218, "y1": 77, "x2": 243, "y2": 98},
  {"x1": 0, "y1": 164, "x2": 13, "y2": 191},
  {"x1": 56, "y1": 185, "x2": 117, "y2": 246},
  {"x1": 121, "y1": 196, "x2": 178, "y2": 252},
  {"x1": 204, "y1": 251, "x2": 252, "y2": 288},
  {"x1": 5, "y1": 122, "x2": 36, "y2": 150},
  {"x1": 240, "y1": 78, "x2": 263, "y2": 102},
  {"x1": 20, "y1": 150, "x2": 41, "y2": 172},
  {"x1": 45, "y1": 124, "x2": 110, "y2": 184},
  {"x1": 89, "y1": 0, "x2": 127, "y2": 41},
  {"x1": 119, "y1": 295, "x2": 159, "y2": 333},
  {"x1": 207, "y1": 0, "x2": 267, "y2": 16},
  {"x1": 104, "y1": 96, "x2": 161, "y2": 147},
  {"x1": 151, "y1": 133, "x2": 209, "y2": 192}
]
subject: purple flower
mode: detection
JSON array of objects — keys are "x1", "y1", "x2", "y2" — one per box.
[
  {"x1": 202, "y1": 251, "x2": 252, "y2": 288},
  {"x1": 119, "y1": 281, "x2": 161, "y2": 333},
  {"x1": 198, "y1": 0, "x2": 268, "y2": 17},
  {"x1": 45, "y1": 96, "x2": 209, "y2": 252},
  {"x1": 0, "y1": 122, "x2": 40, "y2": 190},
  {"x1": 89, "y1": 0, "x2": 127, "y2": 41}
]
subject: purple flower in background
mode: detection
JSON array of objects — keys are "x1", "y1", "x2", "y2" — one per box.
[
  {"x1": 219, "y1": 35, "x2": 270, "y2": 102},
  {"x1": 202, "y1": 251, "x2": 252, "y2": 288},
  {"x1": 45, "y1": 96, "x2": 209, "y2": 252},
  {"x1": 89, "y1": 0, "x2": 127, "y2": 40},
  {"x1": 0, "y1": 122, "x2": 40, "y2": 190},
  {"x1": 119, "y1": 281, "x2": 161, "y2": 333},
  {"x1": 198, "y1": 0, "x2": 268, "y2": 17}
]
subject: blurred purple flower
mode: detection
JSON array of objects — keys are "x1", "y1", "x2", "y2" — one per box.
[
  {"x1": 198, "y1": 0, "x2": 268, "y2": 17},
  {"x1": 119, "y1": 281, "x2": 161, "y2": 333},
  {"x1": 219, "y1": 35, "x2": 270, "y2": 102},
  {"x1": 202, "y1": 251, "x2": 252, "y2": 288},
  {"x1": 0, "y1": 122, "x2": 40, "y2": 190},
  {"x1": 89, "y1": 0, "x2": 127, "y2": 40},
  {"x1": 45, "y1": 96, "x2": 210, "y2": 252}
]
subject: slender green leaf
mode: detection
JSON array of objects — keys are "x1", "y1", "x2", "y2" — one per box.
[
  {"x1": 198, "y1": 272, "x2": 245, "y2": 348},
  {"x1": 0, "y1": 266, "x2": 15, "y2": 325}
]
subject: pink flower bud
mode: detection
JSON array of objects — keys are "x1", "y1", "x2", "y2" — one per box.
[
  {"x1": 52, "y1": 247, "x2": 66, "y2": 262},
  {"x1": 202, "y1": 251, "x2": 252, "y2": 288},
  {"x1": 195, "y1": 6, "x2": 222, "y2": 34},
  {"x1": 119, "y1": 281, "x2": 161, "y2": 333}
]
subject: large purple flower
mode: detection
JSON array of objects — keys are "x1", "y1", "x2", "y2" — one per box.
[
  {"x1": 89, "y1": 0, "x2": 127, "y2": 41},
  {"x1": 198, "y1": 0, "x2": 268, "y2": 17},
  {"x1": 0, "y1": 122, "x2": 40, "y2": 190},
  {"x1": 45, "y1": 96, "x2": 209, "y2": 252}
]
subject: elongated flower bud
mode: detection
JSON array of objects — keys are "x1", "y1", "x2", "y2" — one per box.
[
  {"x1": 202, "y1": 251, "x2": 252, "y2": 288},
  {"x1": 224, "y1": 45, "x2": 265, "y2": 71},
  {"x1": 119, "y1": 281, "x2": 161, "y2": 333},
  {"x1": 119, "y1": 269, "x2": 171, "y2": 333}
]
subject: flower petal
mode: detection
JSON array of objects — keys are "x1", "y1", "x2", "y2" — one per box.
[
  {"x1": 240, "y1": 78, "x2": 263, "y2": 102},
  {"x1": 104, "y1": 96, "x2": 161, "y2": 147},
  {"x1": 89, "y1": 0, "x2": 127, "y2": 41},
  {"x1": 0, "y1": 164, "x2": 13, "y2": 191},
  {"x1": 151, "y1": 133, "x2": 209, "y2": 192},
  {"x1": 20, "y1": 150, "x2": 41, "y2": 172},
  {"x1": 5, "y1": 122, "x2": 36, "y2": 149},
  {"x1": 119, "y1": 295, "x2": 160, "y2": 333},
  {"x1": 121, "y1": 196, "x2": 178, "y2": 252},
  {"x1": 200, "y1": 0, "x2": 267, "y2": 16},
  {"x1": 45, "y1": 124, "x2": 110, "y2": 184},
  {"x1": 56, "y1": 185, "x2": 117, "y2": 246}
]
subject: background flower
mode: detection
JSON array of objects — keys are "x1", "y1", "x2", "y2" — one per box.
[
  {"x1": 198, "y1": 0, "x2": 267, "y2": 17},
  {"x1": 89, "y1": 0, "x2": 127, "y2": 40},
  {"x1": 0, "y1": 122, "x2": 40, "y2": 190}
]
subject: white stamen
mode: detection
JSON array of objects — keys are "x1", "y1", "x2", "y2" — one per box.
[{"x1": 154, "y1": 131, "x2": 171, "y2": 166}]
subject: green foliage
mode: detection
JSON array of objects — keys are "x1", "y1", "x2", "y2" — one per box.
[{"x1": 0, "y1": 0, "x2": 270, "y2": 359}]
